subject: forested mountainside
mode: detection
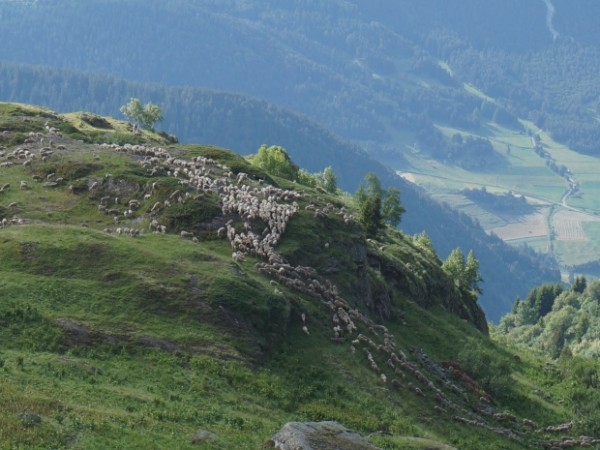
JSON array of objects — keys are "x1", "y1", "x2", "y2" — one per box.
[
  {"x1": 2, "y1": 0, "x2": 600, "y2": 158},
  {"x1": 0, "y1": 61, "x2": 560, "y2": 320},
  {"x1": 0, "y1": 0, "x2": 523, "y2": 151},
  {"x1": 0, "y1": 102, "x2": 599, "y2": 450}
]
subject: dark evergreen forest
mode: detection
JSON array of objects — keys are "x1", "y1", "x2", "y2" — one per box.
[{"x1": 1, "y1": 1, "x2": 599, "y2": 156}]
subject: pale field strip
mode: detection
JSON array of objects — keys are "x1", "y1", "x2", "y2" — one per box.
[
  {"x1": 553, "y1": 210, "x2": 600, "y2": 241},
  {"x1": 398, "y1": 172, "x2": 416, "y2": 183},
  {"x1": 488, "y1": 208, "x2": 548, "y2": 241}
]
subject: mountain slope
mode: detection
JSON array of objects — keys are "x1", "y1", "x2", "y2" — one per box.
[
  {"x1": 0, "y1": 103, "x2": 595, "y2": 449},
  {"x1": 3, "y1": 1, "x2": 599, "y2": 277},
  {"x1": 0, "y1": 62, "x2": 560, "y2": 320}
]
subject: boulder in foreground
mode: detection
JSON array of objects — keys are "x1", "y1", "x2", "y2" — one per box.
[{"x1": 267, "y1": 421, "x2": 380, "y2": 450}]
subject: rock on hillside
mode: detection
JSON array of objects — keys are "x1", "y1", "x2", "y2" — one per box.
[{"x1": 268, "y1": 421, "x2": 380, "y2": 450}]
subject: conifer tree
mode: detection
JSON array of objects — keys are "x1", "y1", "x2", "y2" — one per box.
[{"x1": 355, "y1": 172, "x2": 405, "y2": 235}]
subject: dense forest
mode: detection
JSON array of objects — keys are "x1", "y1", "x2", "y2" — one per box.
[
  {"x1": 0, "y1": 0, "x2": 530, "y2": 158},
  {"x1": 433, "y1": 40, "x2": 600, "y2": 155},
  {"x1": 1, "y1": 1, "x2": 595, "y2": 154},
  {"x1": 498, "y1": 277, "x2": 600, "y2": 360},
  {"x1": 1, "y1": 1, "x2": 599, "y2": 160},
  {"x1": 3, "y1": 1, "x2": 598, "y2": 173}
]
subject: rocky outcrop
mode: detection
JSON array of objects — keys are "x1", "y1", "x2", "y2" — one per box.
[
  {"x1": 368, "y1": 242, "x2": 488, "y2": 334},
  {"x1": 267, "y1": 421, "x2": 380, "y2": 450}
]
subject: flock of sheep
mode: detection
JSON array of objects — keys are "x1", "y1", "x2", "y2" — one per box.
[
  {"x1": 103, "y1": 141, "x2": 597, "y2": 449},
  {"x1": 0, "y1": 127, "x2": 596, "y2": 448}
]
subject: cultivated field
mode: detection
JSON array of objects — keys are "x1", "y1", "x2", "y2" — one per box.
[
  {"x1": 395, "y1": 113, "x2": 600, "y2": 275},
  {"x1": 552, "y1": 210, "x2": 600, "y2": 241},
  {"x1": 489, "y1": 208, "x2": 549, "y2": 241}
]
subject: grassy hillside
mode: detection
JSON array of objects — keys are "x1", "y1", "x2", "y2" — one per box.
[
  {"x1": 0, "y1": 103, "x2": 597, "y2": 449},
  {"x1": 0, "y1": 61, "x2": 561, "y2": 321},
  {"x1": 495, "y1": 277, "x2": 600, "y2": 437}
]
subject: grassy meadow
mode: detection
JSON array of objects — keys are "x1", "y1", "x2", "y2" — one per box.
[{"x1": 0, "y1": 224, "x2": 578, "y2": 449}]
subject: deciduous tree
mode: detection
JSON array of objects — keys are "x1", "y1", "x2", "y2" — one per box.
[
  {"x1": 252, "y1": 144, "x2": 299, "y2": 181},
  {"x1": 320, "y1": 166, "x2": 338, "y2": 193},
  {"x1": 120, "y1": 97, "x2": 163, "y2": 129}
]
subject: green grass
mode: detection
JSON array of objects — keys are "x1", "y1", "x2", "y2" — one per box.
[
  {"x1": 553, "y1": 222, "x2": 600, "y2": 268},
  {"x1": 507, "y1": 236, "x2": 549, "y2": 253},
  {"x1": 0, "y1": 224, "x2": 287, "y2": 448},
  {"x1": 61, "y1": 112, "x2": 169, "y2": 145},
  {"x1": 0, "y1": 263, "x2": 558, "y2": 450},
  {"x1": 0, "y1": 227, "x2": 575, "y2": 449}
]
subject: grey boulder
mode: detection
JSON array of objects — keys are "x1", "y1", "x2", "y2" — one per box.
[{"x1": 268, "y1": 421, "x2": 380, "y2": 450}]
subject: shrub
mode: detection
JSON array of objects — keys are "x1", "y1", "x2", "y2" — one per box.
[
  {"x1": 162, "y1": 196, "x2": 221, "y2": 232},
  {"x1": 251, "y1": 144, "x2": 299, "y2": 181},
  {"x1": 458, "y1": 341, "x2": 513, "y2": 398}
]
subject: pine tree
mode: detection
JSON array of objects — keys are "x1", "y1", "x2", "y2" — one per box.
[
  {"x1": 465, "y1": 250, "x2": 483, "y2": 294},
  {"x1": 358, "y1": 193, "x2": 382, "y2": 237},
  {"x1": 382, "y1": 187, "x2": 405, "y2": 227},
  {"x1": 355, "y1": 173, "x2": 404, "y2": 235},
  {"x1": 442, "y1": 248, "x2": 483, "y2": 298}
]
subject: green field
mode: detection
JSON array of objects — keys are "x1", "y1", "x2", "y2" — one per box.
[{"x1": 397, "y1": 113, "x2": 600, "y2": 273}]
